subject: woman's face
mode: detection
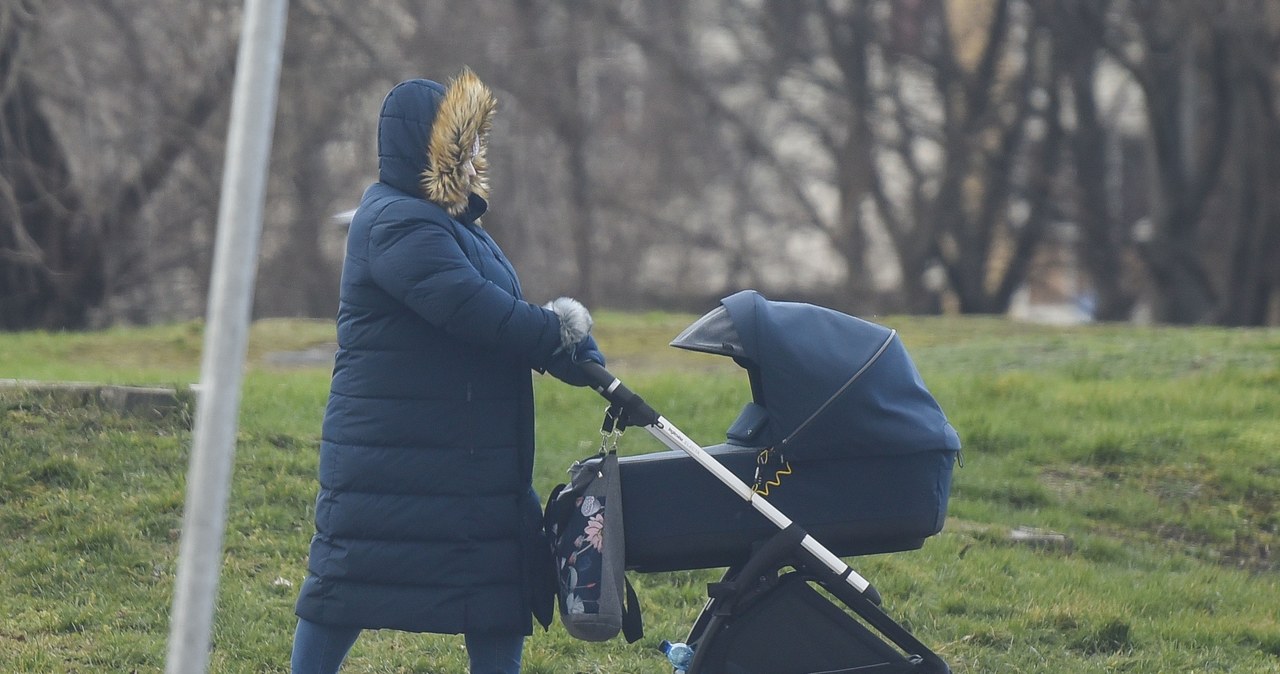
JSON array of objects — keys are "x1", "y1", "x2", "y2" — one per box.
[{"x1": 462, "y1": 138, "x2": 481, "y2": 182}]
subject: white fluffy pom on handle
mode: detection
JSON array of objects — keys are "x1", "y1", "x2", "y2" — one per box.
[{"x1": 544, "y1": 297, "x2": 593, "y2": 352}]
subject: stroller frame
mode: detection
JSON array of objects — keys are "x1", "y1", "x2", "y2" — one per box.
[{"x1": 582, "y1": 362, "x2": 950, "y2": 673}]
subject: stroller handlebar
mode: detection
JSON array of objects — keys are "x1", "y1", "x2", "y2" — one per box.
[{"x1": 579, "y1": 361, "x2": 660, "y2": 428}]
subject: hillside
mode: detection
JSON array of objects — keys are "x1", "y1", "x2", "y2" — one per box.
[{"x1": 1, "y1": 314, "x2": 1278, "y2": 672}]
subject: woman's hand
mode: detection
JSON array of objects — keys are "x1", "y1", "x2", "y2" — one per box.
[{"x1": 544, "y1": 334, "x2": 605, "y2": 387}]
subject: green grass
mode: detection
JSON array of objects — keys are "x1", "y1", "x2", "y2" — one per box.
[{"x1": 1, "y1": 313, "x2": 1279, "y2": 672}]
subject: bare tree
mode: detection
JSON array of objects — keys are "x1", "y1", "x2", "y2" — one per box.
[
  {"x1": 1103, "y1": 1, "x2": 1235, "y2": 323},
  {"x1": 884, "y1": 0, "x2": 1065, "y2": 315},
  {"x1": 251, "y1": 1, "x2": 401, "y2": 318},
  {"x1": 590, "y1": 0, "x2": 1069, "y2": 315},
  {"x1": 1051, "y1": 0, "x2": 1279, "y2": 326},
  {"x1": 587, "y1": 0, "x2": 877, "y2": 310},
  {"x1": 0, "y1": 1, "x2": 102, "y2": 329},
  {"x1": 1043, "y1": 0, "x2": 1139, "y2": 322},
  {"x1": 2, "y1": 0, "x2": 239, "y2": 328},
  {"x1": 5, "y1": 0, "x2": 1277, "y2": 328},
  {"x1": 496, "y1": 0, "x2": 603, "y2": 305},
  {"x1": 1217, "y1": 0, "x2": 1280, "y2": 326}
]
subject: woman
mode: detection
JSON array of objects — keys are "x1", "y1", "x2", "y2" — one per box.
[{"x1": 291, "y1": 68, "x2": 603, "y2": 674}]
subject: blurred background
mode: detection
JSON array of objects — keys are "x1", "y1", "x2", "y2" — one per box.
[{"x1": 2, "y1": 0, "x2": 1277, "y2": 331}]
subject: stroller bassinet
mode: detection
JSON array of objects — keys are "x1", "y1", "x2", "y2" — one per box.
[
  {"x1": 620, "y1": 443, "x2": 954, "y2": 572},
  {"x1": 572, "y1": 290, "x2": 960, "y2": 673},
  {"x1": 620, "y1": 289, "x2": 960, "y2": 572}
]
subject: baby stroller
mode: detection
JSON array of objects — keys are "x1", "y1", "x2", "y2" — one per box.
[{"x1": 578, "y1": 290, "x2": 960, "y2": 673}]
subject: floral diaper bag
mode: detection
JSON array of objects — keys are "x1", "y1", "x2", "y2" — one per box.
[{"x1": 544, "y1": 449, "x2": 643, "y2": 642}]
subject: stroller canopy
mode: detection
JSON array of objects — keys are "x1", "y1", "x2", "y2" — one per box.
[{"x1": 671, "y1": 290, "x2": 960, "y2": 459}]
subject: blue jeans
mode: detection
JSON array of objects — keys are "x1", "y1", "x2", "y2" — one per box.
[{"x1": 290, "y1": 618, "x2": 525, "y2": 674}]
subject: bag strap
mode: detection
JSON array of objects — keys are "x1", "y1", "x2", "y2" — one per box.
[
  {"x1": 601, "y1": 404, "x2": 623, "y2": 434},
  {"x1": 622, "y1": 576, "x2": 644, "y2": 643},
  {"x1": 542, "y1": 482, "x2": 569, "y2": 532}
]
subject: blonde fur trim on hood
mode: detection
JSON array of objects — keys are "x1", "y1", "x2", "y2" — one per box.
[{"x1": 421, "y1": 67, "x2": 496, "y2": 216}]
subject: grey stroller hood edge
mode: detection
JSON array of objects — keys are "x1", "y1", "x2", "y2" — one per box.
[{"x1": 672, "y1": 289, "x2": 962, "y2": 458}]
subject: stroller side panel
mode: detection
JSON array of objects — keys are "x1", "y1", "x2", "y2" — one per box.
[{"x1": 619, "y1": 444, "x2": 956, "y2": 573}]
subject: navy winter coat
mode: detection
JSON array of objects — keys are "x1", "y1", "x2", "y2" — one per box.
[{"x1": 295, "y1": 73, "x2": 568, "y2": 635}]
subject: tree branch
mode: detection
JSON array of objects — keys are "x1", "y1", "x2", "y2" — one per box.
[{"x1": 585, "y1": 0, "x2": 833, "y2": 239}]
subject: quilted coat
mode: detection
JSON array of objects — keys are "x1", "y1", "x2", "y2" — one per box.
[{"x1": 294, "y1": 70, "x2": 569, "y2": 635}]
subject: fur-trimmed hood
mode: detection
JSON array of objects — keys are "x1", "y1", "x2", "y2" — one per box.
[{"x1": 376, "y1": 68, "x2": 496, "y2": 216}]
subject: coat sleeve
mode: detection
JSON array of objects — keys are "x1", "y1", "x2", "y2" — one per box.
[{"x1": 367, "y1": 211, "x2": 563, "y2": 367}]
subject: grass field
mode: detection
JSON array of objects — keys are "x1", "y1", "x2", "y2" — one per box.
[{"x1": 1, "y1": 312, "x2": 1278, "y2": 672}]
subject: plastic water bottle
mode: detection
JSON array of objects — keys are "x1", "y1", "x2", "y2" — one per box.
[{"x1": 659, "y1": 639, "x2": 695, "y2": 673}]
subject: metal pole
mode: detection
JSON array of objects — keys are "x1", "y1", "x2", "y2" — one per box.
[{"x1": 164, "y1": 1, "x2": 288, "y2": 672}]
